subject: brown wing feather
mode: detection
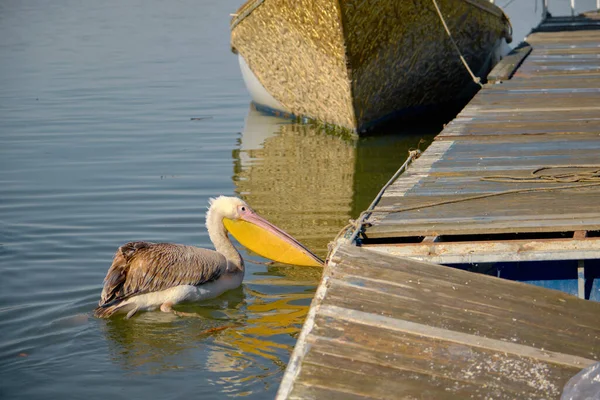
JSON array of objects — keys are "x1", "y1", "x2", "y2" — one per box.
[{"x1": 99, "y1": 241, "x2": 227, "y2": 306}]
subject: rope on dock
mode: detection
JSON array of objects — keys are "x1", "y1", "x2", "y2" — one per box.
[
  {"x1": 386, "y1": 165, "x2": 600, "y2": 215},
  {"x1": 482, "y1": 165, "x2": 600, "y2": 183},
  {"x1": 326, "y1": 148, "x2": 423, "y2": 263},
  {"x1": 327, "y1": 164, "x2": 600, "y2": 263},
  {"x1": 431, "y1": 0, "x2": 483, "y2": 88}
]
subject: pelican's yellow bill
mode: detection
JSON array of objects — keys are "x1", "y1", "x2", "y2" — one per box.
[{"x1": 223, "y1": 218, "x2": 322, "y2": 267}]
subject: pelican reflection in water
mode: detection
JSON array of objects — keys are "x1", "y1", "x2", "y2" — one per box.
[{"x1": 95, "y1": 196, "x2": 323, "y2": 318}]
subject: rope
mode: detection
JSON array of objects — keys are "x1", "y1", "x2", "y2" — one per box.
[
  {"x1": 388, "y1": 182, "x2": 600, "y2": 215},
  {"x1": 326, "y1": 157, "x2": 600, "y2": 263},
  {"x1": 386, "y1": 165, "x2": 600, "y2": 215},
  {"x1": 431, "y1": 0, "x2": 483, "y2": 87},
  {"x1": 326, "y1": 147, "x2": 423, "y2": 262},
  {"x1": 482, "y1": 165, "x2": 600, "y2": 183}
]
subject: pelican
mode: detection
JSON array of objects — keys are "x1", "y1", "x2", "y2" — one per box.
[{"x1": 94, "y1": 196, "x2": 323, "y2": 318}]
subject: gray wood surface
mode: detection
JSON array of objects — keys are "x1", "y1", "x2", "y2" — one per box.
[
  {"x1": 487, "y1": 44, "x2": 532, "y2": 83},
  {"x1": 278, "y1": 244, "x2": 600, "y2": 399},
  {"x1": 365, "y1": 237, "x2": 600, "y2": 264}
]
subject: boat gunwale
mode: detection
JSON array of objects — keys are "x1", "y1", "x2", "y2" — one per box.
[
  {"x1": 230, "y1": 0, "x2": 511, "y2": 32},
  {"x1": 463, "y1": 0, "x2": 513, "y2": 42},
  {"x1": 230, "y1": 0, "x2": 264, "y2": 30},
  {"x1": 463, "y1": 0, "x2": 505, "y2": 19}
]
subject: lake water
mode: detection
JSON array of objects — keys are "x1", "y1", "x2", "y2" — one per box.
[{"x1": 1, "y1": 0, "x2": 594, "y2": 398}]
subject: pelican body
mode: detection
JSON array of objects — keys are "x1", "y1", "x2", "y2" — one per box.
[{"x1": 94, "y1": 196, "x2": 322, "y2": 318}]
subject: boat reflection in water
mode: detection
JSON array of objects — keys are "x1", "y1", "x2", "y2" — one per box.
[
  {"x1": 100, "y1": 106, "x2": 439, "y2": 397},
  {"x1": 233, "y1": 105, "x2": 440, "y2": 257},
  {"x1": 234, "y1": 106, "x2": 357, "y2": 257}
]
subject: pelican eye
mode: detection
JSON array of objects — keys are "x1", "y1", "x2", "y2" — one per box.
[{"x1": 241, "y1": 206, "x2": 246, "y2": 212}]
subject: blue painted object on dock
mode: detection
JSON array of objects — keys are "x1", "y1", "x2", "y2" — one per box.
[{"x1": 452, "y1": 260, "x2": 600, "y2": 301}]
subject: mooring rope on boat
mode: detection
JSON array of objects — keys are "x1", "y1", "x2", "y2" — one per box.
[{"x1": 431, "y1": 0, "x2": 483, "y2": 88}]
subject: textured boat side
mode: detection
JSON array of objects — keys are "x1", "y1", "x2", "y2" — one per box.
[
  {"x1": 231, "y1": 0, "x2": 356, "y2": 130},
  {"x1": 340, "y1": 0, "x2": 511, "y2": 130}
]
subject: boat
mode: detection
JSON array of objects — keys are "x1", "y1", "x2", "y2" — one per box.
[{"x1": 230, "y1": 0, "x2": 512, "y2": 133}]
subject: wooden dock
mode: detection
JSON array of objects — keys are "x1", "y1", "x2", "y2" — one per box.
[
  {"x1": 278, "y1": 244, "x2": 600, "y2": 399},
  {"x1": 277, "y1": 13, "x2": 600, "y2": 399}
]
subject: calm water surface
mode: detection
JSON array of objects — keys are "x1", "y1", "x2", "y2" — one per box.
[
  {"x1": 0, "y1": 1, "x2": 431, "y2": 398},
  {"x1": 1, "y1": 0, "x2": 587, "y2": 398}
]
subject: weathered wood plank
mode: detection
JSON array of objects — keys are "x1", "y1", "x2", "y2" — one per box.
[
  {"x1": 468, "y1": 92, "x2": 600, "y2": 109},
  {"x1": 325, "y1": 246, "x2": 600, "y2": 360},
  {"x1": 487, "y1": 43, "x2": 532, "y2": 83},
  {"x1": 305, "y1": 316, "x2": 579, "y2": 398},
  {"x1": 526, "y1": 30, "x2": 600, "y2": 43},
  {"x1": 310, "y1": 311, "x2": 590, "y2": 370},
  {"x1": 364, "y1": 237, "x2": 600, "y2": 263},
  {"x1": 364, "y1": 222, "x2": 600, "y2": 238},
  {"x1": 279, "y1": 245, "x2": 600, "y2": 399},
  {"x1": 440, "y1": 121, "x2": 600, "y2": 137},
  {"x1": 528, "y1": 46, "x2": 600, "y2": 55},
  {"x1": 369, "y1": 189, "x2": 600, "y2": 237},
  {"x1": 455, "y1": 108, "x2": 600, "y2": 121},
  {"x1": 296, "y1": 354, "x2": 495, "y2": 399},
  {"x1": 532, "y1": 18, "x2": 600, "y2": 34},
  {"x1": 382, "y1": 179, "x2": 600, "y2": 198},
  {"x1": 289, "y1": 383, "x2": 373, "y2": 400},
  {"x1": 485, "y1": 76, "x2": 600, "y2": 91}
]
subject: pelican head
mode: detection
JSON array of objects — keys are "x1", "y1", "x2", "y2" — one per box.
[{"x1": 206, "y1": 196, "x2": 323, "y2": 267}]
